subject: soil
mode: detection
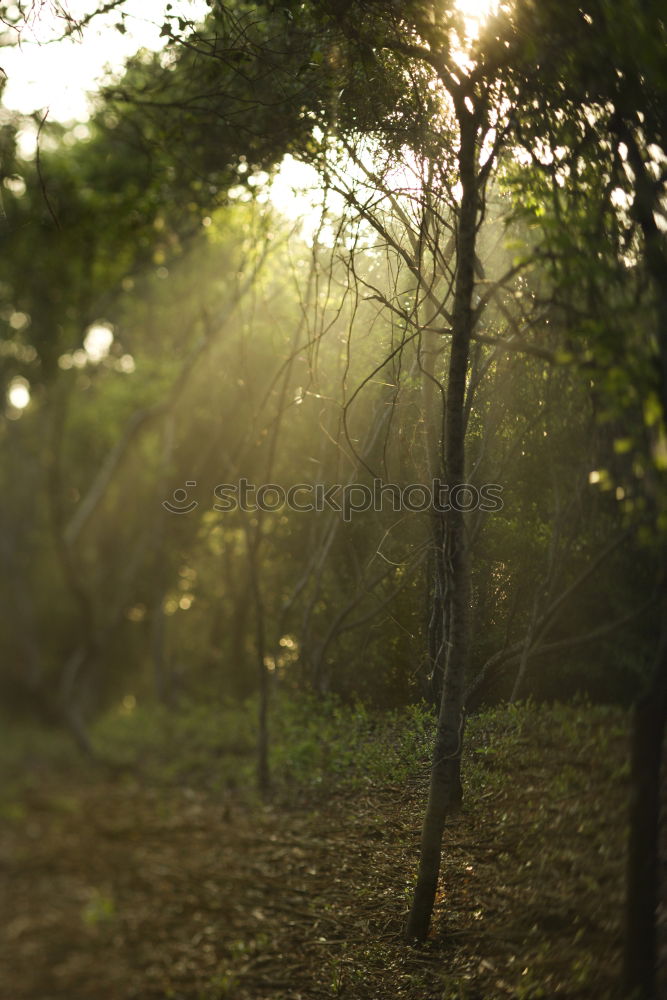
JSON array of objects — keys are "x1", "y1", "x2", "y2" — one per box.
[{"x1": 0, "y1": 707, "x2": 662, "y2": 999}]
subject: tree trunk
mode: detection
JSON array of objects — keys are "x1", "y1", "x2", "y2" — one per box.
[
  {"x1": 622, "y1": 594, "x2": 667, "y2": 998},
  {"x1": 406, "y1": 111, "x2": 477, "y2": 943},
  {"x1": 617, "y1": 123, "x2": 667, "y2": 998},
  {"x1": 244, "y1": 525, "x2": 271, "y2": 797},
  {"x1": 422, "y1": 321, "x2": 448, "y2": 709},
  {"x1": 509, "y1": 592, "x2": 540, "y2": 703},
  {"x1": 426, "y1": 533, "x2": 448, "y2": 709},
  {"x1": 151, "y1": 593, "x2": 170, "y2": 706},
  {"x1": 59, "y1": 646, "x2": 95, "y2": 758}
]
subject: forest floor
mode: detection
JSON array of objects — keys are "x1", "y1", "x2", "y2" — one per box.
[{"x1": 0, "y1": 700, "x2": 664, "y2": 1000}]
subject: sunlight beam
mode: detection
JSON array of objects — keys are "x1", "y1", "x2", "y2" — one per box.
[{"x1": 455, "y1": 0, "x2": 499, "y2": 39}]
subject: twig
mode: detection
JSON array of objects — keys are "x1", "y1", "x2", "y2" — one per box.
[{"x1": 35, "y1": 110, "x2": 60, "y2": 230}]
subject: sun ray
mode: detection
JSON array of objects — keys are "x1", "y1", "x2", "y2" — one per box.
[{"x1": 455, "y1": 0, "x2": 499, "y2": 39}]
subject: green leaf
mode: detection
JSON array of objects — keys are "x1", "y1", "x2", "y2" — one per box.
[
  {"x1": 643, "y1": 392, "x2": 662, "y2": 428},
  {"x1": 613, "y1": 437, "x2": 633, "y2": 455}
]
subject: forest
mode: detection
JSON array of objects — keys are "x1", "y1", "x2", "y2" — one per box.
[{"x1": 0, "y1": 1, "x2": 665, "y2": 998}]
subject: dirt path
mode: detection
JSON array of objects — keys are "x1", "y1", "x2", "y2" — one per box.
[
  {"x1": 0, "y1": 708, "x2": 645, "y2": 999},
  {"x1": 1, "y1": 778, "x2": 434, "y2": 1000}
]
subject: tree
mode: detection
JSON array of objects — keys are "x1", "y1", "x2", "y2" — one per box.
[{"x1": 505, "y1": 3, "x2": 667, "y2": 993}]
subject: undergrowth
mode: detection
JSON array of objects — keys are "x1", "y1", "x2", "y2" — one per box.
[{"x1": 0, "y1": 691, "x2": 629, "y2": 817}]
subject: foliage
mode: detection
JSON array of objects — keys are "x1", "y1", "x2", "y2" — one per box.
[
  {"x1": 0, "y1": 0, "x2": 660, "y2": 736},
  {"x1": 270, "y1": 693, "x2": 434, "y2": 794}
]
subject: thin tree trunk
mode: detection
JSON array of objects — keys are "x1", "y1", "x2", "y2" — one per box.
[
  {"x1": 622, "y1": 598, "x2": 667, "y2": 999},
  {"x1": 152, "y1": 418, "x2": 175, "y2": 705},
  {"x1": 406, "y1": 112, "x2": 478, "y2": 943},
  {"x1": 616, "y1": 123, "x2": 667, "y2": 997},
  {"x1": 509, "y1": 592, "x2": 540, "y2": 703},
  {"x1": 244, "y1": 265, "x2": 315, "y2": 794},
  {"x1": 426, "y1": 536, "x2": 448, "y2": 709},
  {"x1": 151, "y1": 594, "x2": 170, "y2": 705},
  {"x1": 59, "y1": 646, "x2": 95, "y2": 758},
  {"x1": 247, "y1": 532, "x2": 271, "y2": 797},
  {"x1": 48, "y1": 391, "x2": 99, "y2": 749},
  {"x1": 421, "y1": 323, "x2": 448, "y2": 708}
]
